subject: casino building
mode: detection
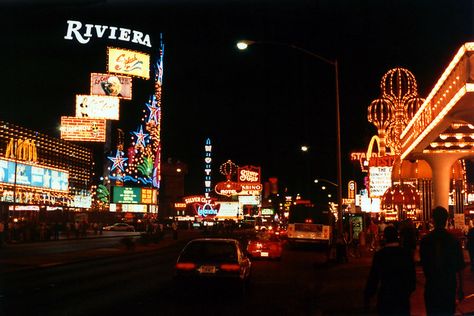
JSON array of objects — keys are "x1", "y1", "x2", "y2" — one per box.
[{"x1": 0, "y1": 121, "x2": 93, "y2": 221}]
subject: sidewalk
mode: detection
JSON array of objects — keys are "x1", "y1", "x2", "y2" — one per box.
[
  {"x1": 352, "y1": 247, "x2": 474, "y2": 315},
  {"x1": 0, "y1": 229, "x2": 202, "y2": 273}
]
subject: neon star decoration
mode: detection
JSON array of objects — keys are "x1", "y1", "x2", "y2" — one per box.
[
  {"x1": 108, "y1": 35, "x2": 164, "y2": 189},
  {"x1": 108, "y1": 150, "x2": 128, "y2": 172},
  {"x1": 133, "y1": 125, "x2": 149, "y2": 147},
  {"x1": 146, "y1": 96, "x2": 160, "y2": 124}
]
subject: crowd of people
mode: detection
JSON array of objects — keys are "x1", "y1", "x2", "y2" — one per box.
[
  {"x1": 0, "y1": 220, "x2": 106, "y2": 245},
  {"x1": 364, "y1": 206, "x2": 466, "y2": 316}
]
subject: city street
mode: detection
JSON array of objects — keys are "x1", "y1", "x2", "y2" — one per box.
[{"x1": 2, "y1": 231, "x2": 474, "y2": 315}]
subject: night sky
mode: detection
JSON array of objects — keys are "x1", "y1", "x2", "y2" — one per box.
[{"x1": 0, "y1": 0, "x2": 472, "y2": 197}]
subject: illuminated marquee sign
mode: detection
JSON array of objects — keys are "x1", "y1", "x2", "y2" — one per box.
[
  {"x1": 238, "y1": 195, "x2": 261, "y2": 205},
  {"x1": 107, "y1": 47, "x2": 150, "y2": 80},
  {"x1": 112, "y1": 187, "x2": 157, "y2": 204},
  {"x1": 141, "y1": 188, "x2": 157, "y2": 204},
  {"x1": 110, "y1": 204, "x2": 148, "y2": 213},
  {"x1": 239, "y1": 184, "x2": 263, "y2": 196},
  {"x1": 216, "y1": 202, "x2": 239, "y2": 218},
  {"x1": 0, "y1": 158, "x2": 69, "y2": 192},
  {"x1": 236, "y1": 166, "x2": 262, "y2": 195},
  {"x1": 368, "y1": 166, "x2": 393, "y2": 198},
  {"x1": 64, "y1": 20, "x2": 152, "y2": 48},
  {"x1": 112, "y1": 187, "x2": 141, "y2": 204},
  {"x1": 75, "y1": 95, "x2": 120, "y2": 120},
  {"x1": 60, "y1": 117, "x2": 106, "y2": 142},
  {"x1": 90, "y1": 73, "x2": 132, "y2": 100}
]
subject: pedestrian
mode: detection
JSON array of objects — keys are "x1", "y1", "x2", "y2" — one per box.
[
  {"x1": 420, "y1": 206, "x2": 465, "y2": 315},
  {"x1": 171, "y1": 221, "x2": 178, "y2": 240},
  {"x1": 359, "y1": 228, "x2": 367, "y2": 256},
  {"x1": 364, "y1": 225, "x2": 416, "y2": 315},
  {"x1": 399, "y1": 219, "x2": 417, "y2": 258},
  {"x1": 369, "y1": 219, "x2": 379, "y2": 251},
  {"x1": 467, "y1": 225, "x2": 474, "y2": 272},
  {"x1": 0, "y1": 220, "x2": 5, "y2": 247},
  {"x1": 74, "y1": 222, "x2": 80, "y2": 239},
  {"x1": 52, "y1": 222, "x2": 60, "y2": 240}
]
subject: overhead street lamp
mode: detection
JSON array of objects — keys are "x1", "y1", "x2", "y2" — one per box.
[
  {"x1": 314, "y1": 178, "x2": 338, "y2": 187},
  {"x1": 237, "y1": 39, "x2": 344, "y2": 234}
]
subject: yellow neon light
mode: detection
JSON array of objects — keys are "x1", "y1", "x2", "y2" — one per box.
[
  {"x1": 401, "y1": 85, "x2": 470, "y2": 159},
  {"x1": 402, "y1": 43, "x2": 474, "y2": 138}
]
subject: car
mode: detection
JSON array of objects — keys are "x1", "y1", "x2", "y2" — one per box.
[
  {"x1": 102, "y1": 223, "x2": 135, "y2": 232},
  {"x1": 174, "y1": 238, "x2": 251, "y2": 293},
  {"x1": 246, "y1": 232, "x2": 283, "y2": 260}
]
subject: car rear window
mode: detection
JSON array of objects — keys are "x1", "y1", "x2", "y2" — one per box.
[{"x1": 180, "y1": 241, "x2": 238, "y2": 262}]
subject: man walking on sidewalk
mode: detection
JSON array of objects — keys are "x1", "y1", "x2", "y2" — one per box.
[
  {"x1": 420, "y1": 206, "x2": 465, "y2": 315},
  {"x1": 364, "y1": 225, "x2": 416, "y2": 315}
]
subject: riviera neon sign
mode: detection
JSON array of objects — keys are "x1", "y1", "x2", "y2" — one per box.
[{"x1": 64, "y1": 20, "x2": 152, "y2": 48}]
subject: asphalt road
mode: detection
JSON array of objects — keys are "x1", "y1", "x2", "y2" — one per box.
[
  {"x1": 4, "y1": 231, "x2": 474, "y2": 315},
  {"x1": 0, "y1": 230, "x2": 374, "y2": 316}
]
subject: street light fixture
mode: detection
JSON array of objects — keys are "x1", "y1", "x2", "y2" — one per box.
[
  {"x1": 237, "y1": 39, "x2": 344, "y2": 234},
  {"x1": 314, "y1": 178, "x2": 338, "y2": 187}
]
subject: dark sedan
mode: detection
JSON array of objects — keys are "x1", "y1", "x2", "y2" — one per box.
[{"x1": 174, "y1": 238, "x2": 251, "y2": 293}]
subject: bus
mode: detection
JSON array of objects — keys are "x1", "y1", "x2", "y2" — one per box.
[{"x1": 287, "y1": 202, "x2": 334, "y2": 247}]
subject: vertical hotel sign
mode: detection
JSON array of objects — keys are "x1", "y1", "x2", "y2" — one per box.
[
  {"x1": 204, "y1": 138, "x2": 212, "y2": 200},
  {"x1": 107, "y1": 47, "x2": 150, "y2": 79}
]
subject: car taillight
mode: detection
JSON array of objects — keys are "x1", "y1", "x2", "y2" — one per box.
[
  {"x1": 220, "y1": 263, "x2": 241, "y2": 272},
  {"x1": 176, "y1": 262, "x2": 196, "y2": 270}
]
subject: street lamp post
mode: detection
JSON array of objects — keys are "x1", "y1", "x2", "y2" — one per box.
[{"x1": 237, "y1": 40, "x2": 344, "y2": 233}]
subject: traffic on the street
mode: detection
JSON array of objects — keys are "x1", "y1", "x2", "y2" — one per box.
[{"x1": 1, "y1": 224, "x2": 474, "y2": 316}]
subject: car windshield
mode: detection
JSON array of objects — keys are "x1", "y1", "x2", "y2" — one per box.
[{"x1": 180, "y1": 241, "x2": 238, "y2": 263}]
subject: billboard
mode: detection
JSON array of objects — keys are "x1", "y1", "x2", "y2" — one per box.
[
  {"x1": 112, "y1": 187, "x2": 141, "y2": 204},
  {"x1": 368, "y1": 166, "x2": 392, "y2": 198},
  {"x1": 0, "y1": 158, "x2": 69, "y2": 192},
  {"x1": 216, "y1": 201, "x2": 240, "y2": 218},
  {"x1": 112, "y1": 187, "x2": 157, "y2": 204},
  {"x1": 141, "y1": 188, "x2": 157, "y2": 204},
  {"x1": 107, "y1": 47, "x2": 150, "y2": 79},
  {"x1": 90, "y1": 73, "x2": 132, "y2": 100},
  {"x1": 110, "y1": 204, "x2": 148, "y2": 213},
  {"x1": 60, "y1": 117, "x2": 106, "y2": 142},
  {"x1": 75, "y1": 95, "x2": 120, "y2": 120}
]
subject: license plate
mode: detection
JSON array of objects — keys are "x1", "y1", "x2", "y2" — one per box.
[
  {"x1": 261, "y1": 252, "x2": 269, "y2": 257},
  {"x1": 199, "y1": 265, "x2": 216, "y2": 274}
]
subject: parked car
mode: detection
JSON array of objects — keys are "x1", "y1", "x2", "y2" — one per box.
[
  {"x1": 102, "y1": 223, "x2": 135, "y2": 232},
  {"x1": 174, "y1": 238, "x2": 251, "y2": 293},
  {"x1": 246, "y1": 232, "x2": 283, "y2": 260}
]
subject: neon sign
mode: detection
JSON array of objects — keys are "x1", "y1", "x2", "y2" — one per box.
[
  {"x1": 215, "y1": 181, "x2": 242, "y2": 197},
  {"x1": 204, "y1": 138, "x2": 212, "y2": 200},
  {"x1": 238, "y1": 165, "x2": 260, "y2": 183},
  {"x1": 5, "y1": 138, "x2": 37, "y2": 162},
  {"x1": 107, "y1": 47, "x2": 150, "y2": 80},
  {"x1": 64, "y1": 20, "x2": 152, "y2": 47},
  {"x1": 0, "y1": 158, "x2": 69, "y2": 192},
  {"x1": 197, "y1": 203, "x2": 219, "y2": 217}
]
